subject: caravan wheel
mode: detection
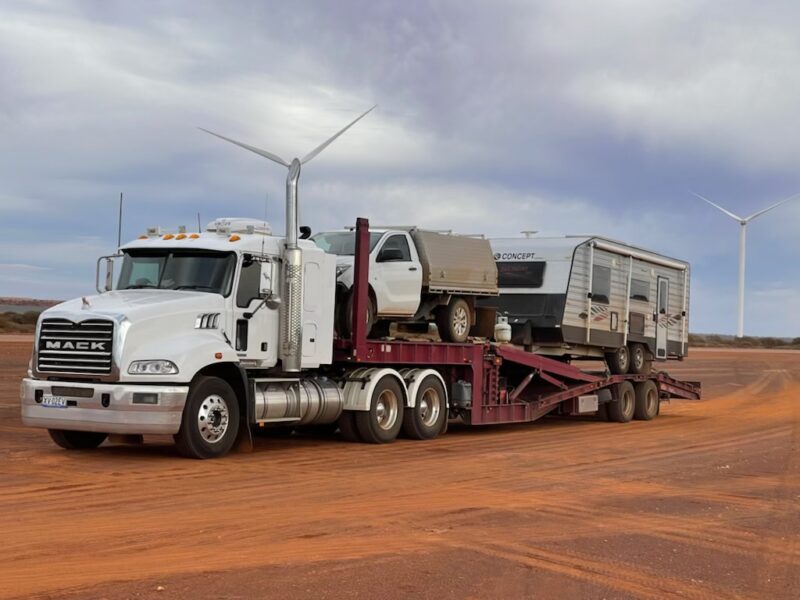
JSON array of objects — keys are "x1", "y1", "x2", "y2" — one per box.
[
  {"x1": 628, "y1": 343, "x2": 652, "y2": 375},
  {"x1": 605, "y1": 346, "x2": 630, "y2": 374}
]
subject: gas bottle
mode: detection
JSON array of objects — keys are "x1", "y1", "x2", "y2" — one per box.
[{"x1": 494, "y1": 315, "x2": 512, "y2": 343}]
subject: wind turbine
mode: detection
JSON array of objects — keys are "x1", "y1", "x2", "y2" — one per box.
[
  {"x1": 199, "y1": 105, "x2": 376, "y2": 371},
  {"x1": 692, "y1": 191, "x2": 799, "y2": 338}
]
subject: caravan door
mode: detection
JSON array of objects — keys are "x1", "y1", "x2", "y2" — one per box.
[{"x1": 655, "y1": 277, "x2": 669, "y2": 359}]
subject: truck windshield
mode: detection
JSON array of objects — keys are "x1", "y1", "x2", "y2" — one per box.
[
  {"x1": 117, "y1": 250, "x2": 236, "y2": 295},
  {"x1": 312, "y1": 232, "x2": 383, "y2": 255}
]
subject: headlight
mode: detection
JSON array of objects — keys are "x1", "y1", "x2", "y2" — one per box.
[
  {"x1": 128, "y1": 360, "x2": 179, "y2": 375},
  {"x1": 336, "y1": 264, "x2": 352, "y2": 277}
]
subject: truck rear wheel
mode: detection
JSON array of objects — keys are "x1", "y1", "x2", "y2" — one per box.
[
  {"x1": 403, "y1": 375, "x2": 447, "y2": 440},
  {"x1": 355, "y1": 376, "x2": 404, "y2": 443},
  {"x1": 436, "y1": 297, "x2": 471, "y2": 343},
  {"x1": 628, "y1": 343, "x2": 651, "y2": 375},
  {"x1": 607, "y1": 381, "x2": 635, "y2": 423},
  {"x1": 174, "y1": 376, "x2": 240, "y2": 459},
  {"x1": 634, "y1": 380, "x2": 659, "y2": 420},
  {"x1": 48, "y1": 429, "x2": 107, "y2": 450},
  {"x1": 605, "y1": 346, "x2": 630, "y2": 375}
]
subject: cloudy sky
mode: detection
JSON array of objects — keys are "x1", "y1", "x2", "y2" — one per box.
[{"x1": 1, "y1": 0, "x2": 799, "y2": 335}]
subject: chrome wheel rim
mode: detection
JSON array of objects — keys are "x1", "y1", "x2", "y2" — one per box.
[
  {"x1": 452, "y1": 306, "x2": 469, "y2": 338},
  {"x1": 375, "y1": 389, "x2": 399, "y2": 431},
  {"x1": 197, "y1": 394, "x2": 230, "y2": 444},
  {"x1": 418, "y1": 387, "x2": 441, "y2": 427}
]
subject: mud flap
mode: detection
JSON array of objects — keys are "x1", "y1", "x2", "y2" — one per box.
[{"x1": 233, "y1": 419, "x2": 254, "y2": 453}]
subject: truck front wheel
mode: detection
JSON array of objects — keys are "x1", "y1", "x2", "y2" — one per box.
[
  {"x1": 174, "y1": 376, "x2": 240, "y2": 459},
  {"x1": 48, "y1": 429, "x2": 107, "y2": 450},
  {"x1": 436, "y1": 297, "x2": 471, "y2": 343}
]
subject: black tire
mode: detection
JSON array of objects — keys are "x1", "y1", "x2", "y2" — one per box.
[
  {"x1": 337, "y1": 411, "x2": 361, "y2": 442},
  {"x1": 606, "y1": 346, "x2": 630, "y2": 375},
  {"x1": 355, "y1": 376, "x2": 404, "y2": 443},
  {"x1": 174, "y1": 376, "x2": 240, "y2": 459},
  {"x1": 340, "y1": 292, "x2": 376, "y2": 339},
  {"x1": 297, "y1": 422, "x2": 339, "y2": 437},
  {"x1": 402, "y1": 375, "x2": 447, "y2": 440},
  {"x1": 628, "y1": 343, "x2": 652, "y2": 375},
  {"x1": 596, "y1": 402, "x2": 609, "y2": 421},
  {"x1": 436, "y1": 297, "x2": 471, "y2": 343},
  {"x1": 607, "y1": 381, "x2": 635, "y2": 423},
  {"x1": 634, "y1": 380, "x2": 659, "y2": 420},
  {"x1": 48, "y1": 429, "x2": 107, "y2": 450}
]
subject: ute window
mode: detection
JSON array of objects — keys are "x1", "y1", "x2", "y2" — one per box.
[
  {"x1": 117, "y1": 250, "x2": 236, "y2": 296},
  {"x1": 497, "y1": 262, "x2": 546, "y2": 288},
  {"x1": 378, "y1": 235, "x2": 412, "y2": 261},
  {"x1": 312, "y1": 232, "x2": 383, "y2": 255},
  {"x1": 630, "y1": 278, "x2": 650, "y2": 302},
  {"x1": 591, "y1": 265, "x2": 611, "y2": 304}
]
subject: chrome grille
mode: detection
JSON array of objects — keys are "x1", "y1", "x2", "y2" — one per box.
[{"x1": 37, "y1": 318, "x2": 113, "y2": 376}]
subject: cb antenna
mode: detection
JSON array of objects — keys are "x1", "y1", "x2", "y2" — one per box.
[
  {"x1": 117, "y1": 192, "x2": 123, "y2": 249},
  {"x1": 197, "y1": 212, "x2": 202, "y2": 233}
]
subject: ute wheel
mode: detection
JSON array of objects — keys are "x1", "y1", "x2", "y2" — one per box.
[
  {"x1": 340, "y1": 292, "x2": 376, "y2": 339},
  {"x1": 403, "y1": 375, "x2": 447, "y2": 440},
  {"x1": 628, "y1": 343, "x2": 651, "y2": 375},
  {"x1": 607, "y1": 381, "x2": 635, "y2": 423},
  {"x1": 174, "y1": 376, "x2": 240, "y2": 459},
  {"x1": 436, "y1": 297, "x2": 471, "y2": 343},
  {"x1": 48, "y1": 429, "x2": 107, "y2": 450},
  {"x1": 605, "y1": 346, "x2": 630, "y2": 375},
  {"x1": 634, "y1": 380, "x2": 659, "y2": 420},
  {"x1": 337, "y1": 411, "x2": 361, "y2": 442},
  {"x1": 355, "y1": 376, "x2": 404, "y2": 443}
]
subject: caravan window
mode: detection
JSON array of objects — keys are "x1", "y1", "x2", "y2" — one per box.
[
  {"x1": 591, "y1": 265, "x2": 611, "y2": 304},
  {"x1": 630, "y1": 278, "x2": 650, "y2": 302},
  {"x1": 497, "y1": 261, "x2": 546, "y2": 288}
]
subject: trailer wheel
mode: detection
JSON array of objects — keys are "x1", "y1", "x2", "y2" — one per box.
[
  {"x1": 403, "y1": 375, "x2": 447, "y2": 440},
  {"x1": 634, "y1": 380, "x2": 659, "y2": 420},
  {"x1": 355, "y1": 376, "x2": 404, "y2": 443},
  {"x1": 628, "y1": 343, "x2": 651, "y2": 375},
  {"x1": 174, "y1": 376, "x2": 240, "y2": 459},
  {"x1": 605, "y1": 346, "x2": 630, "y2": 375},
  {"x1": 48, "y1": 429, "x2": 108, "y2": 450},
  {"x1": 607, "y1": 381, "x2": 635, "y2": 423},
  {"x1": 437, "y1": 297, "x2": 471, "y2": 343}
]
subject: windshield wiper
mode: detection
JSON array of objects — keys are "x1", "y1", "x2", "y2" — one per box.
[{"x1": 173, "y1": 285, "x2": 217, "y2": 291}]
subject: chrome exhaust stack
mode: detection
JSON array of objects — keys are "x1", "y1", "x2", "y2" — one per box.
[{"x1": 199, "y1": 106, "x2": 375, "y2": 372}]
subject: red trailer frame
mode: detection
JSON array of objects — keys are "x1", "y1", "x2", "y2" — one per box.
[{"x1": 334, "y1": 218, "x2": 700, "y2": 426}]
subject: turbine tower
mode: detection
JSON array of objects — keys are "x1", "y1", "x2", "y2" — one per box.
[{"x1": 692, "y1": 191, "x2": 799, "y2": 338}]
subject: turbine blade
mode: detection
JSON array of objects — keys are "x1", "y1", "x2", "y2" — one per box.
[
  {"x1": 300, "y1": 105, "x2": 377, "y2": 165},
  {"x1": 691, "y1": 192, "x2": 742, "y2": 221},
  {"x1": 198, "y1": 128, "x2": 290, "y2": 167},
  {"x1": 744, "y1": 192, "x2": 800, "y2": 222}
]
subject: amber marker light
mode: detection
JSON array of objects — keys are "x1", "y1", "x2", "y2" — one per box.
[
  {"x1": 214, "y1": 352, "x2": 223, "y2": 359},
  {"x1": 138, "y1": 235, "x2": 147, "y2": 239},
  {"x1": 189, "y1": 233, "x2": 200, "y2": 239},
  {"x1": 176, "y1": 233, "x2": 186, "y2": 240},
  {"x1": 229, "y1": 234, "x2": 241, "y2": 242},
  {"x1": 163, "y1": 234, "x2": 175, "y2": 240}
]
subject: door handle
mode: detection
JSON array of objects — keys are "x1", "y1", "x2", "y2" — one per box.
[{"x1": 409, "y1": 267, "x2": 418, "y2": 271}]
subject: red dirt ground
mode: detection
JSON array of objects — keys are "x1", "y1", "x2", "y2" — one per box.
[{"x1": 1, "y1": 337, "x2": 798, "y2": 599}]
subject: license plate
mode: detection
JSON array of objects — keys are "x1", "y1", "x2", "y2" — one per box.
[{"x1": 41, "y1": 395, "x2": 67, "y2": 408}]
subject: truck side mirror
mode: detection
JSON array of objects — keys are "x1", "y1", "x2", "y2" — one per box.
[
  {"x1": 259, "y1": 260, "x2": 281, "y2": 308},
  {"x1": 95, "y1": 255, "x2": 121, "y2": 293},
  {"x1": 377, "y1": 247, "x2": 404, "y2": 262}
]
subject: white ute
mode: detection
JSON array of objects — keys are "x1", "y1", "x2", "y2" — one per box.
[{"x1": 312, "y1": 227, "x2": 498, "y2": 342}]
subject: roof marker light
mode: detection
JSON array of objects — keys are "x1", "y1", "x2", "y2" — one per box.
[
  {"x1": 163, "y1": 234, "x2": 175, "y2": 240},
  {"x1": 229, "y1": 234, "x2": 241, "y2": 242},
  {"x1": 138, "y1": 235, "x2": 148, "y2": 240},
  {"x1": 176, "y1": 233, "x2": 186, "y2": 240},
  {"x1": 189, "y1": 233, "x2": 200, "y2": 239}
]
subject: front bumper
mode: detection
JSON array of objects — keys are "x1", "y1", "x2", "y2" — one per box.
[{"x1": 20, "y1": 378, "x2": 189, "y2": 435}]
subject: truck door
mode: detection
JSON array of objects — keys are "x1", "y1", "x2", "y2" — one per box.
[
  {"x1": 655, "y1": 277, "x2": 669, "y2": 359},
  {"x1": 233, "y1": 255, "x2": 278, "y2": 366},
  {"x1": 372, "y1": 234, "x2": 422, "y2": 316}
]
